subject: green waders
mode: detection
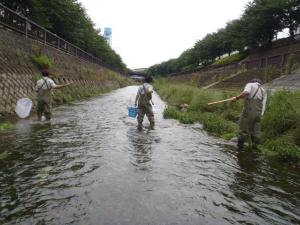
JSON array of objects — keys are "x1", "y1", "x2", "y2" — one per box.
[
  {"x1": 238, "y1": 97, "x2": 263, "y2": 149},
  {"x1": 37, "y1": 89, "x2": 52, "y2": 120},
  {"x1": 137, "y1": 93, "x2": 155, "y2": 130}
]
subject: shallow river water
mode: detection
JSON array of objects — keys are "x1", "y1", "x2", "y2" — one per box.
[{"x1": 0, "y1": 86, "x2": 299, "y2": 225}]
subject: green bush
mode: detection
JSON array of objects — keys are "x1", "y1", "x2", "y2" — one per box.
[
  {"x1": 201, "y1": 112, "x2": 238, "y2": 136},
  {"x1": 221, "y1": 109, "x2": 240, "y2": 122},
  {"x1": 163, "y1": 107, "x2": 196, "y2": 124},
  {"x1": 0, "y1": 151, "x2": 8, "y2": 160},
  {"x1": 0, "y1": 122, "x2": 15, "y2": 132},
  {"x1": 222, "y1": 133, "x2": 237, "y2": 141},
  {"x1": 262, "y1": 91, "x2": 300, "y2": 138},
  {"x1": 163, "y1": 106, "x2": 180, "y2": 120},
  {"x1": 213, "y1": 53, "x2": 247, "y2": 66},
  {"x1": 179, "y1": 112, "x2": 195, "y2": 124},
  {"x1": 157, "y1": 79, "x2": 241, "y2": 137},
  {"x1": 157, "y1": 79, "x2": 300, "y2": 165},
  {"x1": 262, "y1": 139, "x2": 300, "y2": 162},
  {"x1": 31, "y1": 54, "x2": 52, "y2": 70}
]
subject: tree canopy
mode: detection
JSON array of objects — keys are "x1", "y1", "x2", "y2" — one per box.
[
  {"x1": 0, "y1": 0, "x2": 127, "y2": 71},
  {"x1": 147, "y1": 0, "x2": 300, "y2": 76}
]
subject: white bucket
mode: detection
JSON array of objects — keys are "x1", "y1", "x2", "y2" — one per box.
[{"x1": 15, "y1": 98, "x2": 33, "y2": 118}]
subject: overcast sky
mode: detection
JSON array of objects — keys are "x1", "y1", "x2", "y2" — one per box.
[{"x1": 78, "y1": 0, "x2": 250, "y2": 69}]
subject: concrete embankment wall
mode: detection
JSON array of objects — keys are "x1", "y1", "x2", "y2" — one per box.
[
  {"x1": 168, "y1": 40, "x2": 300, "y2": 88},
  {"x1": 0, "y1": 27, "x2": 127, "y2": 118},
  {"x1": 168, "y1": 63, "x2": 241, "y2": 87}
]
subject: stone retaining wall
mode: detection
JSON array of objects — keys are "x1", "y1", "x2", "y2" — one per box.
[{"x1": 0, "y1": 27, "x2": 127, "y2": 118}]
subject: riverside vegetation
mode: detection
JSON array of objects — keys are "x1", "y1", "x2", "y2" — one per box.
[
  {"x1": 146, "y1": 0, "x2": 300, "y2": 77},
  {"x1": 1, "y1": 0, "x2": 127, "y2": 71},
  {"x1": 0, "y1": 122, "x2": 15, "y2": 132},
  {"x1": 0, "y1": 53, "x2": 131, "y2": 122},
  {"x1": 156, "y1": 79, "x2": 300, "y2": 164},
  {"x1": 0, "y1": 73, "x2": 130, "y2": 130},
  {"x1": 31, "y1": 54, "x2": 131, "y2": 105}
]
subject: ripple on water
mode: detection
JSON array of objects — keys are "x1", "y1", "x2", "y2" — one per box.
[{"x1": 0, "y1": 86, "x2": 300, "y2": 225}]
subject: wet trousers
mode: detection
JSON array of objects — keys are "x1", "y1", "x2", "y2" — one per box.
[
  {"x1": 238, "y1": 110, "x2": 261, "y2": 147},
  {"x1": 137, "y1": 103, "x2": 155, "y2": 129},
  {"x1": 238, "y1": 99, "x2": 263, "y2": 149},
  {"x1": 37, "y1": 90, "x2": 52, "y2": 120}
]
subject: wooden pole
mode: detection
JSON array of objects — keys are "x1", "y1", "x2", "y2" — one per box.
[{"x1": 207, "y1": 97, "x2": 234, "y2": 105}]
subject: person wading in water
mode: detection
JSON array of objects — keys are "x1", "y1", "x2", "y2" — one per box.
[
  {"x1": 36, "y1": 69, "x2": 71, "y2": 121},
  {"x1": 134, "y1": 76, "x2": 155, "y2": 131},
  {"x1": 232, "y1": 78, "x2": 267, "y2": 149}
]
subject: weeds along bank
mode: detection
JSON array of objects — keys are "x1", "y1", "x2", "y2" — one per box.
[
  {"x1": 0, "y1": 28, "x2": 131, "y2": 120},
  {"x1": 155, "y1": 79, "x2": 300, "y2": 164}
]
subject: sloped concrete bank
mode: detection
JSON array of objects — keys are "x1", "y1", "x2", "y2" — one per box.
[
  {"x1": 265, "y1": 68, "x2": 300, "y2": 91},
  {"x1": 167, "y1": 40, "x2": 300, "y2": 89},
  {"x1": 0, "y1": 27, "x2": 129, "y2": 120}
]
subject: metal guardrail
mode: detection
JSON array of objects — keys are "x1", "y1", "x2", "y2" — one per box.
[{"x1": 0, "y1": 3, "x2": 123, "y2": 74}]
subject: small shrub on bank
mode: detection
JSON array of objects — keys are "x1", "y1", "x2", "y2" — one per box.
[
  {"x1": 201, "y1": 112, "x2": 238, "y2": 136},
  {"x1": 212, "y1": 53, "x2": 247, "y2": 66},
  {"x1": 163, "y1": 107, "x2": 197, "y2": 124},
  {"x1": 0, "y1": 122, "x2": 15, "y2": 132},
  {"x1": 179, "y1": 112, "x2": 195, "y2": 124},
  {"x1": 222, "y1": 133, "x2": 237, "y2": 141},
  {"x1": 31, "y1": 54, "x2": 52, "y2": 70},
  {"x1": 262, "y1": 91, "x2": 300, "y2": 138},
  {"x1": 156, "y1": 79, "x2": 300, "y2": 164},
  {"x1": 262, "y1": 139, "x2": 300, "y2": 163},
  {"x1": 110, "y1": 72, "x2": 132, "y2": 87},
  {"x1": 221, "y1": 109, "x2": 240, "y2": 123},
  {"x1": 190, "y1": 89, "x2": 241, "y2": 114},
  {"x1": 163, "y1": 106, "x2": 180, "y2": 120}
]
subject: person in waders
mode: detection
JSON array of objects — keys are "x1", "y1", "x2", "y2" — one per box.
[
  {"x1": 232, "y1": 78, "x2": 267, "y2": 150},
  {"x1": 36, "y1": 69, "x2": 71, "y2": 121},
  {"x1": 134, "y1": 76, "x2": 155, "y2": 131}
]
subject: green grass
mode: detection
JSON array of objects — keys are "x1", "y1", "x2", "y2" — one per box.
[
  {"x1": 52, "y1": 74, "x2": 131, "y2": 105},
  {"x1": 53, "y1": 86, "x2": 106, "y2": 105},
  {"x1": 262, "y1": 91, "x2": 300, "y2": 139},
  {"x1": 212, "y1": 53, "x2": 247, "y2": 66},
  {"x1": 109, "y1": 71, "x2": 133, "y2": 87},
  {"x1": 163, "y1": 106, "x2": 196, "y2": 124},
  {"x1": 31, "y1": 54, "x2": 52, "y2": 70},
  {"x1": 0, "y1": 151, "x2": 8, "y2": 160},
  {"x1": 157, "y1": 79, "x2": 241, "y2": 137},
  {"x1": 163, "y1": 106, "x2": 181, "y2": 120},
  {"x1": 201, "y1": 112, "x2": 238, "y2": 138},
  {"x1": 261, "y1": 139, "x2": 300, "y2": 162},
  {"x1": 0, "y1": 122, "x2": 15, "y2": 132},
  {"x1": 156, "y1": 79, "x2": 300, "y2": 164}
]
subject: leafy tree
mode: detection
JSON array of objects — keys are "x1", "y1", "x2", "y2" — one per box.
[
  {"x1": 276, "y1": 0, "x2": 300, "y2": 39},
  {"x1": 217, "y1": 28, "x2": 234, "y2": 56},
  {"x1": 0, "y1": 0, "x2": 127, "y2": 71},
  {"x1": 146, "y1": 0, "x2": 300, "y2": 76}
]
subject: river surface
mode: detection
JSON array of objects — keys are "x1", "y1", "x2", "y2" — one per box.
[{"x1": 0, "y1": 86, "x2": 299, "y2": 225}]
